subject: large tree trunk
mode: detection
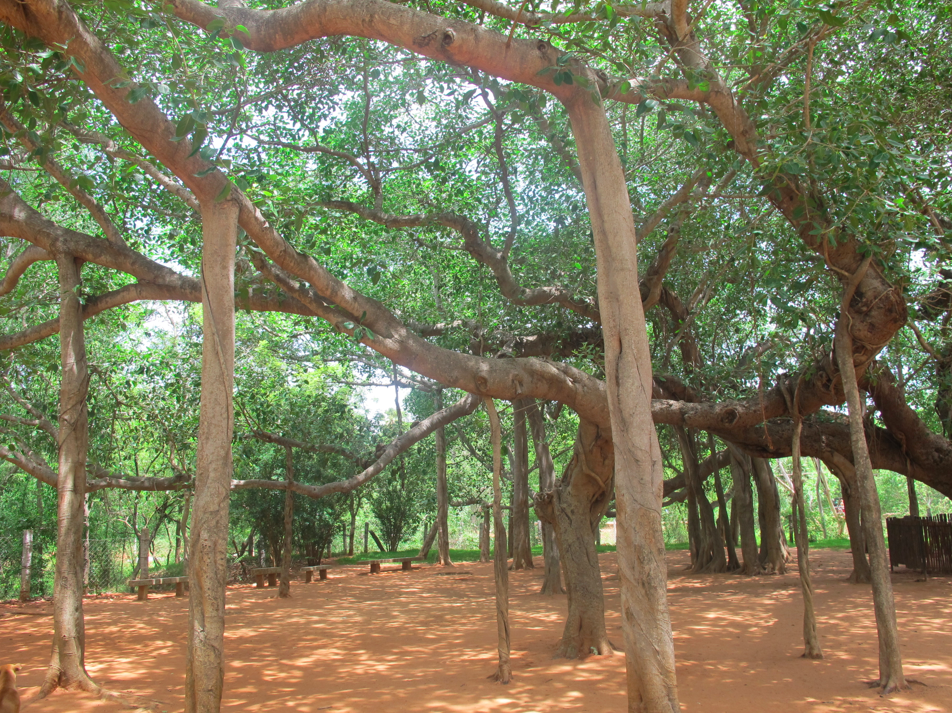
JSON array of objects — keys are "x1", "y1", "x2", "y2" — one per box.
[
  {"x1": 834, "y1": 266, "x2": 906, "y2": 693},
  {"x1": 567, "y1": 86, "x2": 677, "y2": 713},
  {"x1": 510, "y1": 398, "x2": 533, "y2": 570},
  {"x1": 526, "y1": 400, "x2": 563, "y2": 595},
  {"x1": 186, "y1": 199, "x2": 239, "y2": 713},
  {"x1": 729, "y1": 449, "x2": 761, "y2": 575},
  {"x1": 434, "y1": 389, "x2": 453, "y2": 566},
  {"x1": 484, "y1": 398, "x2": 511, "y2": 684},
  {"x1": 675, "y1": 427, "x2": 725, "y2": 573},
  {"x1": 752, "y1": 458, "x2": 787, "y2": 573},
  {"x1": 41, "y1": 254, "x2": 97, "y2": 695},
  {"x1": 906, "y1": 476, "x2": 919, "y2": 517},
  {"x1": 535, "y1": 421, "x2": 613, "y2": 658},
  {"x1": 828, "y1": 458, "x2": 872, "y2": 584},
  {"x1": 278, "y1": 446, "x2": 294, "y2": 598}
]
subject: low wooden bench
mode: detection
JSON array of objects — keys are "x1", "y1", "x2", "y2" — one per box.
[
  {"x1": 250, "y1": 567, "x2": 283, "y2": 588},
  {"x1": 128, "y1": 576, "x2": 188, "y2": 601},
  {"x1": 366, "y1": 556, "x2": 424, "y2": 574},
  {"x1": 301, "y1": 565, "x2": 330, "y2": 583}
]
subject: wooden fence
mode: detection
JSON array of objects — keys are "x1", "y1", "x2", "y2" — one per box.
[{"x1": 886, "y1": 514, "x2": 952, "y2": 574}]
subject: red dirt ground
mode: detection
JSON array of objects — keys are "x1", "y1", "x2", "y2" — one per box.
[{"x1": 1, "y1": 549, "x2": 950, "y2": 712}]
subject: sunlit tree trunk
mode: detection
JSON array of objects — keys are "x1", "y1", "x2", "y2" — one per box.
[
  {"x1": 510, "y1": 398, "x2": 533, "y2": 570},
  {"x1": 278, "y1": 446, "x2": 294, "y2": 598},
  {"x1": 186, "y1": 198, "x2": 238, "y2": 713},
  {"x1": 527, "y1": 400, "x2": 562, "y2": 595},
  {"x1": 435, "y1": 389, "x2": 452, "y2": 566}
]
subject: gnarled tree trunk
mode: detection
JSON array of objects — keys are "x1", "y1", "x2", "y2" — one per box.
[
  {"x1": 186, "y1": 198, "x2": 239, "y2": 713},
  {"x1": 535, "y1": 420, "x2": 613, "y2": 658},
  {"x1": 527, "y1": 400, "x2": 562, "y2": 595}
]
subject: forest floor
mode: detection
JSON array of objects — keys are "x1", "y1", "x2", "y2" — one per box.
[{"x1": 1, "y1": 548, "x2": 950, "y2": 712}]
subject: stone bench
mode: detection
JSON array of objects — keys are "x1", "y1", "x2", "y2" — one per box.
[
  {"x1": 301, "y1": 565, "x2": 330, "y2": 583},
  {"x1": 366, "y1": 556, "x2": 424, "y2": 574},
  {"x1": 128, "y1": 576, "x2": 189, "y2": 601},
  {"x1": 250, "y1": 567, "x2": 284, "y2": 588}
]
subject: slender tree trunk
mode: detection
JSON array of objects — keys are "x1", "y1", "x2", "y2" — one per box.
[
  {"x1": 787, "y1": 396, "x2": 822, "y2": 659},
  {"x1": 434, "y1": 389, "x2": 453, "y2": 566},
  {"x1": 752, "y1": 458, "x2": 787, "y2": 573},
  {"x1": 535, "y1": 421, "x2": 613, "y2": 658},
  {"x1": 83, "y1": 494, "x2": 91, "y2": 593},
  {"x1": 729, "y1": 450, "x2": 761, "y2": 575},
  {"x1": 479, "y1": 507, "x2": 491, "y2": 563},
  {"x1": 815, "y1": 467, "x2": 828, "y2": 539},
  {"x1": 20, "y1": 529, "x2": 32, "y2": 602},
  {"x1": 685, "y1": 481, "x2": 701, "y2": 568},
  {"x1": 510, "y1": 398, "x2": 533, "y2": 569},
  {"x1": 278, "y1": 446, "x2": 294, "y2": 598},
  {"x1": 712, "y1": 460, "x2": 739, "y2": 572},
  {"x1": 675, "y1": 427, "x2": 725, "y2": 573},
  {"x1": 40, "y1": 254, "x2": 97, "y2": 695},
  {"x1": 527, "y1": 400, "x2": 563, "y2": 595},
  {"x1": 484, "y1": 398, "x2": 511, "y2": 684},
  {"x1": 186, "y1": 198, "x2": 238, "y2": 713},
  {"x1": 348, "y1": 500, "x2": 357, "y2": 556},
  {"x1": 180, "y1": 491, "x2": 191, "y2": 565},
  {"x1": 830, "y1": 458, "x2": 872, "y2": 583},
  {"x1": 906, "y1": 477, "x2": 919, "y2": 517},
  {"x1": 418, "y1": 519, "x2": 438, "y2": 559},
  {"x1": 834, "y1": 263, "x2": 906, "y2": 693},
  {"x1": 363, "y1": 522, "x2": 369, "y2": 554}
]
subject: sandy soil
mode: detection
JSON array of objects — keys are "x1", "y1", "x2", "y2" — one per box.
[{"x1": 1, "y1": 549, "x2": 950, "y2": 713}]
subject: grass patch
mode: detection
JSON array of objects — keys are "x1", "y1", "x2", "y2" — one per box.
[
  {"x1": 665, "y1": 542, "x2": 691, "y2": 551},
  {"x1": 811, "y1": 537, "x2": 851, "y2": 550}
]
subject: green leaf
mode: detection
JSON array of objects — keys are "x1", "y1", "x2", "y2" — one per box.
[
  {"x1": 126, "y1": 86, "x2": 149, "y2": 104},
  {"x1": 206, "y1": 17, "x2": 226, "y2": 35},
  {"x1": 194, "y1": 165, "x2": 217, "y2": 177},
  {"x1": 214, "y1": 182, "x2": 232, "y2": 202}
]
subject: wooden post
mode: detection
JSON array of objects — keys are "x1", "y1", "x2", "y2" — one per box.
[
  {"x1": 363, "y1": 522, "x2": 369, "y2": 554},
  {"x1": 19, "y1": 529, "x2": 32, "y2": 602},
  {"x1": 319, "y1": 568, "x2": 328, "y2": 581}
]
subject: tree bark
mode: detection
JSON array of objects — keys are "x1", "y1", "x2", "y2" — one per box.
[
  {"x1": 278, "y1": 446, "x2": 294, "y2": 598},
  {"x1": 434, "y1": 389, "x2": 453, "y2": 566},
  {"x1": 510, "y1": 398, "x2": 533, "y2": 569},
  {"x1": 186, "y1": 198, "x2": 239, "y2": 713},
  {"x1": 834, "y1": 262, "x2": 906, "y2": 693},
  {"x1": 484, "y1": 398, "x2": 511, "y2": 684},
  {"x1": 567, "y1": 86, "x2": 678, "y2": 713},
  {"x1": 728, "y1": 450, "x2": 761, "y2": 575},
  {"x1": 180, "y1": 491, "x2": 191, "y2": 564},
  {"x1": 535, "y1": 421, "x2": 613, "y2": 658},
  {"x1": 41, "y1": 254, "x2": 97, "y2": 695},
  {"x1": 526, "y1": 400, "x2": 563, "y2": 595},
  {"x1": 752, "y1": 458, "x2": 787, "y2": 573}
]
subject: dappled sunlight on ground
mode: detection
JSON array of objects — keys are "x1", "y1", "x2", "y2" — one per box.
[{"x1": 2, "y1": 549, "x2": 950, "y2": 711}]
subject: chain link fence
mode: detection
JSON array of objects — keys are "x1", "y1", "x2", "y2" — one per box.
[{"x1": 1, "y1": 532, "x2": 147, "y2": 601}]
